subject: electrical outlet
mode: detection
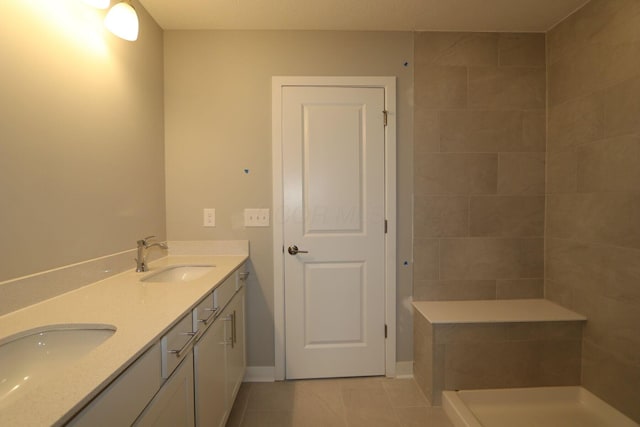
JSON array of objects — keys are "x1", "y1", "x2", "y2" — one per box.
[
  {"x1": 244, "y1": 208, "x2": 269, "y2": 227},
  {"x1": 203, "y1": 208, "x2": 215, "y2": 227}
]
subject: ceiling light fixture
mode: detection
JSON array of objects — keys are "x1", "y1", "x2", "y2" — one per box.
[
  {"x1": 82, "y1": 0, "x2": 111, "y2": 9},
  {"x1": 104, "y1": 1, "x2": 139, "y2": 41}
]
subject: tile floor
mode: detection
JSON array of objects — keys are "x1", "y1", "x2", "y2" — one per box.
[{"x1": 226, "y1": 377, "x2": 454, "y2": 427}]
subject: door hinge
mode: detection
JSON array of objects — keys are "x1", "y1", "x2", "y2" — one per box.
[
  {"x1": 384, "y1": 219, "x2": 388, "y2": 234},
  {"x1": 384, "y1": 324, "x2": 388, "y2": 338},
  {"x1": 383, "y1": 110, "x2": 388, "y2": 127}
]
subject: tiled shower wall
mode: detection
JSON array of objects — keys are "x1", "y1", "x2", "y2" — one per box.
[
  {"x1": 413, "y1": 32, "x2": 547, "y2": 301},
  {"x1": 545, "y1": 0, "x2": 640, "y2": 422}
]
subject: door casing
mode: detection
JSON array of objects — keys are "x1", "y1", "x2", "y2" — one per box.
[{"x1": 272, "y1": 76, "x2": 397, "y2": 380}]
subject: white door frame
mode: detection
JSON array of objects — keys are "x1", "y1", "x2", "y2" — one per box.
[{"x1": 272, "y1": 76, "x2": 397, "y2": 381}]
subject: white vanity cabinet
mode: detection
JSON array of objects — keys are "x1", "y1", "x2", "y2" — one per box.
[
  {"x1": 70, "y1": 314, "x2": 197, "y2": 427},
  {"x1": 135, "y1": 355, "x2": 195, "y2": 427},
  {"x1": 194, "y1": 267, "x2": 247, "y2": 427},
  {"x1": 224, "y1": 286, "x2": 246, "y2": 405},
  {"x1": 193, "y1": 305, "x2": 227, "y2": 426},
  {"x1": 68, "y1": 263, "x2": 247, "y2": 427},
  {"x1": 68, "y1": 343, "x2": 162, "y2": 427},
  {"x1": 134, "y1": 309, "x2": 198, "y2": 427}
]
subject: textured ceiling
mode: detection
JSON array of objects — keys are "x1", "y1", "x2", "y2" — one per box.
[{"x1": 138, "y1": 0, "x2": 589, "y2": 32}]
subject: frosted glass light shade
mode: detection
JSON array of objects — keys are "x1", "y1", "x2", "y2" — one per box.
[
  {"x1": 104, "y1": 2, "x2": 139, "y2": 41},
  {"x1": 83, "y1": 0, "x2": 111, "y2": 9}
]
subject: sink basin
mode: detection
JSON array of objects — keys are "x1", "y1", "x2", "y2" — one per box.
[
  {"x1": 140, "y1": 265, "x2": 215, "y2": 283},
  {"x1": 0, "y1": 324, "x2": 116, "y2": 406}
]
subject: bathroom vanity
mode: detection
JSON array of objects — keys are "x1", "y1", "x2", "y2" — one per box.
[{"x1": 0, "y1": 248, "x2": 248, "y2": 426}]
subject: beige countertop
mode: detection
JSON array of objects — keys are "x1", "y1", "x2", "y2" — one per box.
[
  {"x1": 0, "y1": 254, "x2": 248, "y2": 426},
  {"x1": 412, "y1": 299, "x2": 587, "y2": 324}
]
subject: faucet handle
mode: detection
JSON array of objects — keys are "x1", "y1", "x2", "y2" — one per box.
[{"x1": 138, "y1": 235, "x2": 157, "y2": 246}]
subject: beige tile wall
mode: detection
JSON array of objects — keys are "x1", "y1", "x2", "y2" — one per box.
[
  {"x1": 413, "y1": 32, "x2": 546, "y2": 301},
  {"x1": 414, "y1": 314, "x2": 583, "y2": 405},
  {"x1": 413, "y1": 311, "x2": 435, "y2": 403},
  {"x1": 546, "y1": 0, "x2": 640, "y2": 422},
  {"x1": 438, "y1": 322, "x2": 582, "y2": 395}
]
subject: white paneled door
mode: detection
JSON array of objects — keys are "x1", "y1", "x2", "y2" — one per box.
[{"x1": 282, "y1": 86, "x2": 386, "y2": 379}]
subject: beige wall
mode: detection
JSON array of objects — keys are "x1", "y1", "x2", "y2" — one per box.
[
  {"x1": 0, "y1": 1, "x2": 166, "y2": 283},
  {"x1": 546, "y1": 0, "x2": 640, "y2": 421},
  {"x1": 413, "y1": 32, "x2": 547, "y2": 301},
  {"x1": 164, "y1": 30, "x2": 414, "y2": 365}
]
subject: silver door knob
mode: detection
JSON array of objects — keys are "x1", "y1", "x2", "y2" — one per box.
[{"x1": 288, "y1": 245, "x2": 309, "y2": 255}]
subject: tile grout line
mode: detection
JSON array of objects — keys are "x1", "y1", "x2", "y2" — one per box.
[{"x1": 380, "y1": 380, "x2": 401, "y2": 426}]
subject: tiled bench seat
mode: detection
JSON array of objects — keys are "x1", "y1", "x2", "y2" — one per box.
[{"x1": 412, "y1": 299, "x2": 586, "y2": 405}]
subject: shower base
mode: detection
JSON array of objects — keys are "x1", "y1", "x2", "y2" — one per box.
[{"x1": 443, "y1": 386, "x2": 638, "y2": 427}]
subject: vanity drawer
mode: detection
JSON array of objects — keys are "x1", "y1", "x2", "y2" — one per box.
[
  {"x1": 192, "y1": 292, "x2": 217, "y2": 332},
  {"x1": 213, "y1": 273, "x2": 237, "y2": 313},
  {"x1": 237, "y1": 262, "x2": 249, "y2": 290},
  {"x1": 161, "y1": 312, "x2": 195, "y2": 379},
  {"x1": 69, "y1": 343, "x2": 161, "y2": 427}
]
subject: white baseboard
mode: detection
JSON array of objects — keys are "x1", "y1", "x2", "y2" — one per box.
[
  {"x1": 395, "y1": 361, "x2": 414, "y2": 378},
  {"x1": 244, "y1": 366, "x2": 276, "y2": 382},
  {"x1": 244, "y1": 363, "x2": 411, "y2": 382}
]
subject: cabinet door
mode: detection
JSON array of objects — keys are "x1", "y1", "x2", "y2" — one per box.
[
  {"x1": 226, "y1": 288, "x2": 246, "y2": 403},
  {"x1": 135, "y1": 354, "x2": 195, "y2": 427},
  {"x1": 194, "y1": 316, "x2": 227, "y2": 427}
]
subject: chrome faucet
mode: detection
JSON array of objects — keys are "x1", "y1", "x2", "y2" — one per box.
[{"x1": 135, "y1": 236, "x2": 168, "y2": 272}]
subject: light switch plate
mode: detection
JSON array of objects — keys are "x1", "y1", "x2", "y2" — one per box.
[
  {"x1": 203, "y1": 208, "x2": 215, "y2": 227},
  {"x1": 244, "y1": 208, "x2": 269, "y2": 227}
]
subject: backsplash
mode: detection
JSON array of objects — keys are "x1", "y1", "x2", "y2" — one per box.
[
  {"x1": 0, "y1": 240, "x2": 249, "y2": 316},
  {"x1": 0, "y1": 249, "x2": 145, "y2": 316}
]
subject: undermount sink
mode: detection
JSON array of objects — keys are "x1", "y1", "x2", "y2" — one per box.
[
  {"x1": 0, "y1": 324, "x2": 116, "y2": 407},
  {"x1": 140, "y1": 265, "x2": 216, "y2": 283}
]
